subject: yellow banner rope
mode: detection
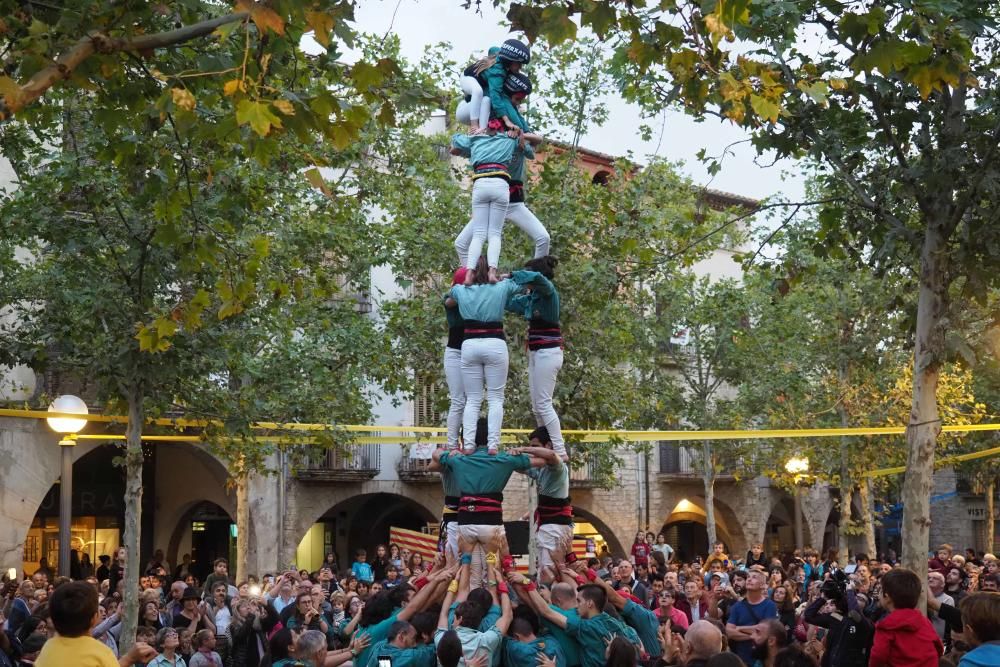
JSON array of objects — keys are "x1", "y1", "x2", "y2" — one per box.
[{"x1": 4, "y1": 407, "x2": 999, "y2": 477}]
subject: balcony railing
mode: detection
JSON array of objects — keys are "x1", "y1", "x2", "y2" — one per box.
[
  {"x1": 397, "y1": 447, "x2": 438, "y2": 483},
  {"x1": 569, "y1": 456, "x2": 602, "y2": 488},
  {"x1": 296, "y1": 443, "x2": 381, "y2": 482},
  {"x1": 658, "y1": 443, "x2": 697, "y2": 476},
  {"x1": 658, "y1": 443, "x2": 760, "y2": 479}
]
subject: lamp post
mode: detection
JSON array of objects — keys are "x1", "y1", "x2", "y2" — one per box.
[
  {"x1": 785, "y1": 456, "x2": 810, "y2": 551},
  {"x1": 46, "y1": 395, "x2": 88, "y2": 578}
]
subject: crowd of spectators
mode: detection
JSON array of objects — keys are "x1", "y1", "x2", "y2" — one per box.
[{"x1": 1, "y1": 534, "x2": 999, "y2": 667}]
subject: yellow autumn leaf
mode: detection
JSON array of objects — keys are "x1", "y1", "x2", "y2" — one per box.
[
  {"x1": 223, "y1": 78, "x2": 246, "y2": 96},
  {"x1": 0, "y1": 76, "x2": 26, "y2": 112},
  {"x1": 236, "y1": 0, "x2": 285, "y2": 36},
  {"x1": 829, "y1": 77, "x2": 848, "y2": 90},
  {"x1": 306, "y1": 10, "x2": 335, "y2": 48},
  {"x1": 171, "y1": 87, "x2": 196, "y2": 111},
  {"x1": 273, "y1": 99, "x2": 295, "y2": 115}
]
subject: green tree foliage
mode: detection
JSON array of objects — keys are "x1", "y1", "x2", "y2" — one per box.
[
  {"x1": 647, "y1": 271, "x2": 768, "y2": 547},
  {"x1": 0, "y1": 0, "x2": 438, "y2": 641},
  {"x1": 501, "y1": 0, "x2": 1000, "y2": 585}
]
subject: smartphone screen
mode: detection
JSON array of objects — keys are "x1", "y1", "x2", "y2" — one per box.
[{"x1": 378, "y1": 656, "x2": 393, "y2": 667}]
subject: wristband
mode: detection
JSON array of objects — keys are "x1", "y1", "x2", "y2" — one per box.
[
  {"x1": 501, "y1": 555, "x2": 515, "y2": 572},
  {"x1": 488, "y1": 580, "x2": 497, "y2": 587},
  {"x1": 574, "y1": 575, "x2": 586, "y2": 586},
  {"x1": 411, "y1": 575, "x2": 429, "y2": 590},
  {"x1": 497, "y1": 581, "x2": 509, "y2": 595},
  {"x1": 460, "y1": 553, "x2": 472, "y2": 566},
  {"x1": 524, "y1": 581, "x2": 537, "y2": 592},
  {"x1": 586, "y1": 568, "x2": 598, "y2": 582},
  {"x1": 448, "y1": 580, "x2": 459, "y2": 594}
]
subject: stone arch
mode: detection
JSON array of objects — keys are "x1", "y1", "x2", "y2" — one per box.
[
  {"x1": 289, "y1": 484, "x2": 442, "y2": 569},
  {"x1": 764, "y1": 492, "x2": 816, "y2": 554},
  {"x1": 164, "y1": 500, "x2": 237, "y2": 576},
  {"x1": 659, "y1": 495, "x2": 744, "y2": 561},
  {"x1": 151, "y1": 443, "x2": 236, "y2": 570},
  {"x1": 571, "y1": 506, "x2": 625, "y2": 556}
]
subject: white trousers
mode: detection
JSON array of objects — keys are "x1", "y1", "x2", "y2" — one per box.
[
  {"x1": 455, "y1": 202, "x2": 550, "y2": 265},
  {"x1": 461, "y1": 337, "x2": 509, "y2": 450},
  {"x1": 457, "y1": 524, "x2": 506, "y2": 588},
  {"x1": 444, "y1": 521, "x2": 459, "y2": 564},
  {"x1": 529, "y1": 347, "x2": 566, "y2": 457},
  {"x1": 537, "y1": 523, "x2": 574, "y2": 582},
  {"x1": 443, "y1": 346, "x2": 466, "y2": 450},
  {"x1": 456, "y1": 76, "x2": 490, "y2": 128},
  {"x1": 465, "y1": 178, "x2": 510, "y2": 270}
]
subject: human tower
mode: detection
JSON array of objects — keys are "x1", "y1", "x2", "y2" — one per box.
[{"x1": 430, "y1": 38, "x2": 572, "y2": 587}]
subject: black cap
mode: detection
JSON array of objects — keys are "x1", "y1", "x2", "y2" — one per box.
[
  {"x1": 503, "y1": 72, "x2": 532, "y2": 97},
  {"x1": 499, "y1": 38, "x2": 530, "y2": 64}
]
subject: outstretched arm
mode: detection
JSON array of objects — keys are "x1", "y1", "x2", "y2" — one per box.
[
  {"x1": 573, "y1": 562, "x2": 626, "y2": 610},
  {"x1": 507, "y1": 572, "x2": 567, "y2": 629},
  {"x1": 513, "y1": 446, "x2": 560, "y2": 466},
  {"x1": 399, "y1": 565, "x2": 454, "y2": 622}
]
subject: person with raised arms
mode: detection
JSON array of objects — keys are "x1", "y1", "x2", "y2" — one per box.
[
  {"x1": 444, "y1": 259, "x2": 552, "y2": 455},
  {"x1": 432, "y1": 417, "x2": 549, "y2": 587},
  {"x1": 513, "y1": 426, "x2": 573, "y2": 584}
]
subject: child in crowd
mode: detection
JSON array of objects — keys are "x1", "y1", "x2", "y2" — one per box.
[
  {"x1": 957, "y1": 592, "x2": 1000, "y2": 667},
  {"x1": 351, "y1": 549, "x2": 374, "y2": 584},
  {"x1": 35, "y1": 581, "x2": 155, "y2": 667},
  {"x1": 704, "y1": 542, "x2": 730, "y2": 570},
  {"x1": 869, "y1": 567, "x2": 943, "y2": 666},
  {"x1": 188, "y1": 629, "x2": 222, "y2": 667}
]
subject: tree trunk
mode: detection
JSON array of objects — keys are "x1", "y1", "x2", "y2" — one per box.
[
  {"x1": 901, "y1": 224, "x2": 946, "y2": 606},
  {"x1": 837, "y1": 377, "x2": 853, "y2": 566},
  {"x1": 702, "y1": 440, "x2": 718, "y2": 551},
  {"x1": 838, "y1": 483, "x2": 853, "y2": 566},
  {"x1": 235, "y1": 462, "x2": 250, "y2": 585},
  {"x1": 859, "y1": 478, "x2": 877, "y2": 558},
  {"x1": 986, "y1": 478, "x2": 996, "y2": 555},
  {"x1": 119, "y1": 384, "x2": 144, "y2": 655}
]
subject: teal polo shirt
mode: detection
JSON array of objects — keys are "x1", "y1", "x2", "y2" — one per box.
[
  {"x1": 439, "y1": 447, "x2": 532, "y2": 495},
  {"x1": 561, "y1": 611, "x2": 639, "y2": 667},
  {"x1": 541, "y1": 605, "x2": 582, "y2": 667},
  {"x1": 622, "y1": 599, "x2": 662, "y2": 658},
  {"x1": 506, "y1": 271, "x2": 560, "y2": 325},
  {"x1": 451, "y1": 133, "x2": 517, "y2": 169},
  {"x1": 527, "y1": 462, "x2": 569, "y2": 498},
  {"x1": 355, "y1": 609, "x2": 402, "y2": 667},
  {"x1": 441, "y1": 466, "x2": 461, "y2": 499},
  {"x1": 447, "y1": 601, "x2": 501, "y2": 631},
  {"x1": 364, "y1": 640, "x2": 436, "y2": 667},
  {"x1": 504, "y1": 635, "x2": 566, "y2": 667}
]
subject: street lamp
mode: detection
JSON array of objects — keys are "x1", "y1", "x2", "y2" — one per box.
[
  {"x1": 47, "y1": 395, "x2": 88, "y2": 578},
  {"x1": 785, "y1": 456, "x2": 810, "y2": 551}
]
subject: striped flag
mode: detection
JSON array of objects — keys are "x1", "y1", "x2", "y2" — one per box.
[
  {"x1": 388, "y1": 525, "x2": 533, "y2": 573},
  {"x1": 389, "y1": 526, "x2": 439, "y2": 560}
]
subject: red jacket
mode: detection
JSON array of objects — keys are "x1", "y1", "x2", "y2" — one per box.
[{"x1": 869, "y1": 608, "x2": 943, "y2": 667}]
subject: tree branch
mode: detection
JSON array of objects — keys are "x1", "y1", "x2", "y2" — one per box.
[{"x1": 1, "y1": 12, "x2": 249, "y2": 119}]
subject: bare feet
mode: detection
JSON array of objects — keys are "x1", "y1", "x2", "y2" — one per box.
[
  {"x1": 464, "y1": 269, "x2": 475, "y2": 286},
  {"x1": 488, "y1": 267, "x2": 499, "y2": 284}
]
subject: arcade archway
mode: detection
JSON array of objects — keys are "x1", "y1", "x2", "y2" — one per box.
[{"x1": 296, "y1": 493, "x2": 438, "y2": 572}]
